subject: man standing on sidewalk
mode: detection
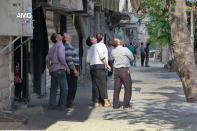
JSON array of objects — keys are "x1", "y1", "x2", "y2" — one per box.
[
  {"x1": 145, "y1": 43, "x2": 150, "y2": 67},
  {"x1": 96, "y1": 33, "x2": 109, "y2": 79},
  {"x1": 46, "y1": 33, "x2": 70, "y2": 110},
  {"x1": 140, "y1": 42, "x2": 146, "y2": 67},
  {"x1": 86, "y1": 35, "x2": 111, "y2": 107},
  {"x1": 111, "y1": 38, "x2": 133, "y2": 109},
  {"x1": 62, "y1": 33, "x2": 79, "y2": 108},
  {"x1": 106, "y1": 40, "x2": 114, "y2": 76}
]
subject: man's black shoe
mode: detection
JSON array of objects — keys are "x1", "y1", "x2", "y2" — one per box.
[
  {"x1": 113, "y1": 106, "x2": 120, "y2": 109},
  {"x1": 123, "y1": 105, "x2": 132, "y2": 110}
]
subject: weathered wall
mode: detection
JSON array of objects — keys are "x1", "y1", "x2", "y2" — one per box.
[
  {"x1": 46, "y1": 11, "x2": 57, "y2": 90},
  {"x1": 0, "y1": 36, "x2": 12, "y2": 111}
]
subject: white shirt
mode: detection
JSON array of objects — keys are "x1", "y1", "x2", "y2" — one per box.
[
  {"x1": 111, "y1": 46, "x2": 133, "y2": 68},
  {"x1": 87, "y1": 43, "x2": 108, "y2": 65}
]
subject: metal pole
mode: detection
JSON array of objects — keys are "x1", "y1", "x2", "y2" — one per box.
[
  {"x1": 21, "y1": 42, "x2": 23, "y2": 79},
  {"x1": 21, "y1": 0, "x2": 23, "y2": 79},
  {"x1": 0, "y1": 37, "x2": 20, "y2": 55}
]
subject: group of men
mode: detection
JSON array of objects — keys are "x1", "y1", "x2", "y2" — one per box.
[
  {"x1": 46, "y1": 32, "x2": 134, "y2": 110},
  {"x1": 46, "y1": 32, "x2": 79, "y2": 110},
  {"x1": 86, "y1": 33, "x2": 133, "y2": 109}
]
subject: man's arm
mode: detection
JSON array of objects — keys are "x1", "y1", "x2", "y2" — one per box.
[
  {"x1": 102, "y1": 58, "x2": 111, "y2": 72},
  {"x1": 87, "y1": 50, "x2": 90, "y2": 64},
  {"x1": 58, "y1": 45, "x2": 70, "y2": 74},
  {"x1": 125, "y1": 48, "x2": 134, "y2": 60},
  {"x1": 46, "y1": 53, "x2": 51, "y2": 72},
  {"x1": 96, "y1": 45, "x2": 105, "y2": 61},
  {"x1": 70, "y1": 47, "x2": 79, "y2": 76}
]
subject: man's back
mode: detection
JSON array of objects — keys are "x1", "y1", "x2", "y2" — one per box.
[
  {"x1": 96, "y1": 43, "x2": 108, "y2": 62},
  {"x1": 111, "y1": 46, "x2": 133, "y2": 68},
  {"x1": 87, "y1": 44, "x2": 102, "y2": 65},
  {"x1": 140, "y1": 45, "x2": 146, "y2": 53}
]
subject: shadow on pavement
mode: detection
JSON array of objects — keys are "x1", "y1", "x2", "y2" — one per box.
[
  {"x1": 0, "y1": 81, "x2": 94, "y2": 130},
  {"x1": 102, "y1": 86, "x2": 197, "y2": 130}
]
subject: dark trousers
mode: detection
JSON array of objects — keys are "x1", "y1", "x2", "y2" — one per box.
[
  {"x1": 108, "y1": 60, "x2": 114, "y2": 76},
  {"x1": 113, "y1": 67, "x2": 132, "y2": 108},
  {"x1": 66, "y1": 66, "x2": 78, "y2": 106},
  {"x1": 145, "y1": 55, "x2": 149, "y2": 67},
  {"x1": 14, "y1": 83, "x2": 23, "y2": 99},
  {"x1": 90, "y1": 69, "x2": 108, "y2": 103},
  {"x1": 141, "y1": 53, "x2": 146, "y2": 66}
]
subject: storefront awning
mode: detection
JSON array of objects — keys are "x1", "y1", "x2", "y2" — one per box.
[{"x1": 104, "y1": 0, "x2": 141, "y2": 13}]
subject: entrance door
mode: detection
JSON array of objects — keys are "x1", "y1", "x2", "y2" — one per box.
[{"x1": 14, "y1": 37, "x2": 30, "y2": 101}]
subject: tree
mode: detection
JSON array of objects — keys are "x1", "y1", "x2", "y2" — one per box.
[
  {"x1": 140, "y1": 0, "x2": 172, "y2": 66},
  {"x1": 140, "y1": 0, "x2": 197, "y2": 102},
  {"x1": 167, "y1": 0, "x2": 197, "y2": 102},
  {"x1": 140, "y1": 0, "x2": 171, "y2": 45}
]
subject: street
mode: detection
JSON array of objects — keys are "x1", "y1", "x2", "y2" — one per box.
[{"x1": 2, "y1": 59, "x2": 197, "y2": 131}]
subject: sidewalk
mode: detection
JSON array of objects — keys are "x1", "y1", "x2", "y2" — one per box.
[{"x1": 2, "y1": 60, "x2": 197, "y2": 131}]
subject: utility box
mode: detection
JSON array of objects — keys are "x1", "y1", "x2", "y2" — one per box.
[{"x1": 0, "y1": 0, "x2": 33, "y2": 36}]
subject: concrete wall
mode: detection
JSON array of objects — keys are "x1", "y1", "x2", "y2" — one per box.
[
  {"x1": 0, "y1": 0, "x2": 32, "y2": 36},
  {"x1": 0, "y1": 36, "x2": 13, "y2": 111},
  {"x1": 46, "y1": 11, "x2": 57, "y2": 90}
]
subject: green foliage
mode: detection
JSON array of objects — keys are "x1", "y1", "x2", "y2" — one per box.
[{"x1": 140, "y1": 0, "x2": 172, "y2": 46}]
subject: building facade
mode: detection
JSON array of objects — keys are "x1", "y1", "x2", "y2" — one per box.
[{"x1": 0, "y1": 0, "x2": 141, "y2": 111}]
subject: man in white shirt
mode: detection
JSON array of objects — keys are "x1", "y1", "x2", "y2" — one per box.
[
  {"x1": 111, "y1": 38, "x2": 133, "y2": 109},
  {"x1": 86, "y1": 35, "x2": 110, "y2": 107}
]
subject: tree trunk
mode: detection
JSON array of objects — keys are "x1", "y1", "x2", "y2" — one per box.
[
  {"x1": 162, "y1": 45, "x2": 169, "y2": 66},
  {"x1": 168, "y1": 0, "x2": 197, "y2": 102},
  {"x1": 195, "y1": 47, "x2": 197, "y2": 65}
]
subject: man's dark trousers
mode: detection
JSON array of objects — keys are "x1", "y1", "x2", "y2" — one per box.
[
  {"x1": 141, "y1": 53, "x2": 146, "y2": 66},
  {"x1": 113, "y1": 67, "x2": 132, "y2": 108},
  {"x1": 66, "y1": 66, "x2": 79, "y2": 107},
  {"x1": 90, "y1": 69, "x2": 108, "y2": 103}
]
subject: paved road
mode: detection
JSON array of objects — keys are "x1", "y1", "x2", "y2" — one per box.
[{"x1": 3, "y1": 60, "x2": 197, "y2": 131}]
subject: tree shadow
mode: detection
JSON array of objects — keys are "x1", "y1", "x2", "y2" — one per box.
[{"x1": 102, "y1": 86, "x2": 197, "y2": 130}]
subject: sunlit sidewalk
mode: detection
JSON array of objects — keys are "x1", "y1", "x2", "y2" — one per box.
[{"x1": 2, "y1": 59, "x2": 197, "y2": 131}]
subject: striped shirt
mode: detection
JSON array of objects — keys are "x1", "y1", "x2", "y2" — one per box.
[{"x1": 64, "y1": 43, "x2": 79, "y2": 70}]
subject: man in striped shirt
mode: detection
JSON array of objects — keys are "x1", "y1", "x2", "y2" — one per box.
[{"x1": 62, "y1": 33, "x2": 79, "y2": 108}]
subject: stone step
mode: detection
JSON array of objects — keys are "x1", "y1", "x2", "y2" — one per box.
[{"x1": 0, "y1": 112, "x2": 28, "y2": 126}]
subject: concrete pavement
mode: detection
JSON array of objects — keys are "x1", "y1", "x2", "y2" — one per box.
[{"x1": 2, "y1": 60, "x2": 197, "y2": 131}]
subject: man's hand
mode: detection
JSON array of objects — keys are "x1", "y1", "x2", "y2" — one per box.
[
  {"x1": 74, "y1": 70, "x2": 79, "y2": 77},
  {"x1": 107, "y1": 65, "x2": 111, "y2": 72},
  {"x1": 73, "y1": 67, "x2": 79, "y2": 77},
  {"x1": 66, "y1": 67, "x2": 70, "y2": 75}
]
